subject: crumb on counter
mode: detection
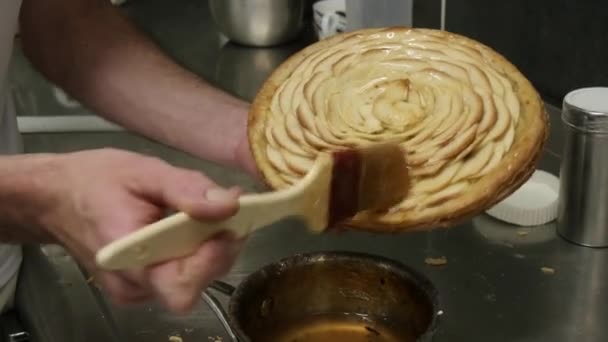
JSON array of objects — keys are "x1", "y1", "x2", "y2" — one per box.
[
  {"x1": 169, "y1": 336, "x2": 183, "y2": 342},
  {"x1": 425, "y1": 256, "x2": 448, "y2": 266},
  {"x1": 541, "y1": 266, "x2": 555, "y2": 275},
  {"x1": 517, "y1": 230, "x2": 530, "y2": 237},
  {"x1": 208, "y1": 336, "x2": 223, "y2": 342}
]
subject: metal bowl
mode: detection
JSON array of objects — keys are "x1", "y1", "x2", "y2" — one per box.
[
  {"x1": 209, "y1": 0, "x2": 305, "y2": 47},
  {"x1": 204, "y1": 251, "x2": 440, "y2": 341}
]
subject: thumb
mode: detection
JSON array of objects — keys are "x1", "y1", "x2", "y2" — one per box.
[
  {"x1": 191, "y1": 186, "x2": 242, "y2": 220},
  {"x1": 151, "y1": 168, "x2": 241, "y2": 221},
  {"x1": 137, "y1": 161, "x2": 242, "y2": 220}
]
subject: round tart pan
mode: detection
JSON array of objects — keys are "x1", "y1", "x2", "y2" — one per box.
[{"x1": 248, "y1": 27, "x2": 548, "y2": 232}]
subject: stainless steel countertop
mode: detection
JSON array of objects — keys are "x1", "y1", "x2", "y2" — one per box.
[{"x1": 9, "y1": 1, "x2": 607, "y2": 341}]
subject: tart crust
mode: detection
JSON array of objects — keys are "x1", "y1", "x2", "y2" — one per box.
[{"x1": 248, "y1": 27, "x2": 548, "y2": 232}]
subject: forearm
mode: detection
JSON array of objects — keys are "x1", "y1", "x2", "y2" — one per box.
[
  {"x1": 19, "y1": 0, "x2": 252, "y2": 171},
  {"x1": 0, "y1": 155, "x2": 59, "y2": 243}
]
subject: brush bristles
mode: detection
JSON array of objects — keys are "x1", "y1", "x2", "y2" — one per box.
[
  {"x1": 327, "y1": 143, "x2": 409, "y2": 226},
  {"x1": 355, "y1": 144, "x2": 409, "y2": 210}
]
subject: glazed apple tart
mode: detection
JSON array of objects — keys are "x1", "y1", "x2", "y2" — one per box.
[{"x1": 248, "y1": 27, "x2": 548, "y2": 231}]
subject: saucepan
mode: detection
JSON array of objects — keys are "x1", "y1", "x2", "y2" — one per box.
[{"x1": 202, "y1": 251, "x2": 440, "y2": 342}]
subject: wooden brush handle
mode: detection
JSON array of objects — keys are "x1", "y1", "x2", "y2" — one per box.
[{"x1": 95, "y1": 191, "x2": 301, "y2": 270}]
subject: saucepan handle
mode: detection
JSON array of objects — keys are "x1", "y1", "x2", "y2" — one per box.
[{"x1": 202, "y1": 281, "x2": 241, "y2": 342}]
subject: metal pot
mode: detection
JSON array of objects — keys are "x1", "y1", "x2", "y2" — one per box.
[
  {"x1": 203, "y1": 251, "x2": 440, "y2": 342},
  {"x1": 209, "y1": 0, "x2": 305, "y2": 47}
]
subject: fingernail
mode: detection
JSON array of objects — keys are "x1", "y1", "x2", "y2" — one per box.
[{"x1": 205, "y1": 188, "x2": 236, "y2": 203}]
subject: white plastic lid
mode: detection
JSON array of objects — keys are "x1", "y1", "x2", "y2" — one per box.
[{"x1": 485, "y1": 170, "x2": 559, "y2": 226}]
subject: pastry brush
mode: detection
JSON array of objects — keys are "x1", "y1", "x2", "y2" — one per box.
[{"x1": 95, "y1": 143, "x2": 409, "y2": 270}]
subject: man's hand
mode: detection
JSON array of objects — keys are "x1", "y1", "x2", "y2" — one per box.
[{"x1": 0, "y1": 149, "x2": 245, "y2": 313}]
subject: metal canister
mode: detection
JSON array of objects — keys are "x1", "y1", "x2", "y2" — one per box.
[
  {"x1": 209, "y1": 0, "x2": 305, "y2": 47},
  {"x1": 557, "y1": 87, "x2": 608, "y2": 247}
]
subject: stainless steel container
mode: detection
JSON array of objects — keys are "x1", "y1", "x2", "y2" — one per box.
[
  {"x1": 557, "y1": 87, "x2": 608, "y2": 247},
  {"x1": 209, "y1": 0, "x2": 305, "y2": 47}
]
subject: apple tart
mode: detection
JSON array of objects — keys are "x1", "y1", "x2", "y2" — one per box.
[{"x1": 248, "y1": 27, "x2": 548, "y2": 231}]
